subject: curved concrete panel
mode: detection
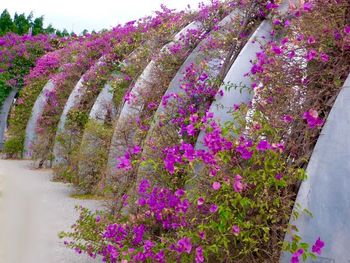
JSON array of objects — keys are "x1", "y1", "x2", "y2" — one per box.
[
  {"x1": 24, "y1": 80, "x2": 55, "y2": 159},
  {"x1": 88, "y1": 82, "x2": 116, "y2": 122},
  {"x1": 281, "y1": 74, "x2": 350, "y2": 262},
  {"x1": 136, "y1": 10, "x2": 244, "y2": 180},
  {"x1": 0, "y1": 88, "x2": 18, "y2": 150},
  {"x1": 52, "y1": 58, "x2": 105, "y2": 167},
  {"x1": 106, "y1": 21, "x2": 203, "y2": 175},
  {"x1": 195, "y1": 19, "x2": 273, "y2": 150},
  {"x1": 77, "y1": 82, "x2": 116, "y2": 191}
]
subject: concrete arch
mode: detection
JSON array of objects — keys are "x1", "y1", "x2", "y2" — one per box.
[
  {"x1": 23, "y1": 80, "x2": 55, "y2": 159},
  {"x1": 0, "y1": 88, "x2": 18, "y2": 151},
  {"x1": 106, "y1": 21, "x2": 203, "y2": 177},
  {"x1": 281, "y1": 73, "x2": 350, "y2": 262},
  {"x1": 52, "y1": 58, "x2": 105, "y2": 168}
]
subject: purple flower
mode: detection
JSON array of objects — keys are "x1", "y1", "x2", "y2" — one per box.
[
  {"x1": 282, "y1": 115, "x2": 294, "y2": 123},
  {"x1": 303, "y1": 2, "x2": 313, "y2": 12},
  {"x1": 306, "y1": 49, "x2": 317, "y2": 61},
  {"x1": 209, "y1": 204, "x2": 218, "y2": 213},
  {"x1": 232, "y1": 225, "x2": 240, "y2": 236},
  {"x1": 186, "y1": 123, "x2": 196, "y2": 136},
  {"x1": 132, "y1": 145, "x2": 142, "y2": 154},
  {"x1": 307, "y1": 36, "x2": 316, "y2": 44},
  {"x1": 233, "y1": 175, "x2": 244, "y2": 193},
  {"x1": 212, "y1": 181, "x2": 221, "y2": 190},
  {"x1": 303, "y1": 109, "x2": 324, "y2": 128},
  {"x1": 116, "y1": 156, "x2": 132, "y2": 171},
  {"x1": 345, "y1": 25, "x2": 350, "y2": 35},
  {"x1": 256, "y1": 140, "x2": 271, "y2": 151},
  {"x1": 195, "y1": 246, "x2": 204, "y2": 263},
  {"x1": 290, "y1": 248, "x2": 304, "y2": 263},
  {"x1": 312, "y1": 237, "x2": 325, "y2": 255},
  {"x1": 177, "y1": 237, "x2": 192, "y2": 254},
  {"x1": 138, "y1": 179, "x2": 150, "y2": 194},
  {"x1": 197, "y1": 197, "x2": 205, "y2": 206},
  {"x1": 320, "y1": 52, "x2": 329, "y2": 62},
  {"x1": 275, "y1": 173, "x2": 283, "y2": 180}
]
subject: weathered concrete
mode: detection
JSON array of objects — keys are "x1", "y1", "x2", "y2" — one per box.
[
  {"x1": 106, "y1": 21, "x2": 203, "y2": 176},
  {"x1": 52, "y1": 58, "x2": 105, "y2": 167},
  {"x1": 195, "y1": 20, "x2": 273, "y2": 150},
  {"x1": 24, "y1": 80, "x2": 55, "y2": 159},
  {"x1": 0, "y1": 88, "x2": 18, "y2": 150},
  {"x1": 281, "y1": 74, "x2": 350, "y2": 262},
  {"x1": 88, "y1": 82, "x2": 116, "y2": 122}
]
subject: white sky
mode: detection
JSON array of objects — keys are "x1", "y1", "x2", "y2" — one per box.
[{"x1": 0, "y1": 0, "x2": 207, "y2": 33}]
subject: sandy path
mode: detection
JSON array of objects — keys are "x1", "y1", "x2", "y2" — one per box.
[{"x1": 0, "y1": 160, "x2": 102, "y2": 263}]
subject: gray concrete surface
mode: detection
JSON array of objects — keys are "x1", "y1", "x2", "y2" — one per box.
[
  {"x1": 0, "y1": 88, "x2": 18, "y2": 150},
  {"x1": 24, "y1": 80, "x2": 55, "y2": 159},
  {"x1": 0, "y1": 160, "x2": 102, "y2": 263},
  {"x1": 281, "y1": 74, "x2": 350, "y2": 262}
]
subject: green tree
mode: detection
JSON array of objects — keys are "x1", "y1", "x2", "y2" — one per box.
[{"x1": 0, "y1": 9, "x2": 14, "y2": 35}]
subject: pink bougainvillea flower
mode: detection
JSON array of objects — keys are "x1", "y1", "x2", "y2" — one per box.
[
  {"x1": 197, "y1": 197, "x2": 205, "y2": 206},
  {"x1": 312, "y1": 237, "x2": 325, "y2": 255},
  {"x1": 186, "y1": 123, "x2": 196, "y2": 136},
  {"x1": 195, "y1": 246, "x2": 204, "y2": 263},
  {"x1": 320, "y1": 52, "x2": 329, "y2": 62},
  {"x1": 257, "y1": 140, "x2": 271, "y2": 151},
  {"x1": 344, "y1": 25, "x2": 350, "y2": 35},
  {"x1": 303, "y1": 2, "x2": 313, "y2": 12},
  {"x1": 307, "y1": 36, "x2": 316, "y2": 44},
  {"x1": 199, "y1": 231, "x2": 206, "y2": 240},
  {"x1": 209, "y1": 204, "x2": 218, "y2": 213},
  {"x1": 275, "y1": 173, "x2": 283, "y2": 180},
  {"x1": 290, "y1": 248, "x2": 304, "y2": 263},
  {"x1": 266, "y1": 2, "x2": 279, "y2": 10},
  {"x1": 176, "y1": 237, "x2": 192, "y2": 254},
  {"x1": 116, "y1": 156, "x2": 132, "y2": 171},
  {"x1": 231, "y1": 225, "x2": 240, "y2": 236},
  {"x1": 303, "y1": 109, "x2": 324, "y2": 128},
  {"x1": 233, "y1": 175, "x2": 244, "y2": 193},
  {"x1": 306, "y1": 49, "x2": 317, "y2": 61},
  {"x1": 282, "y1": 115, "x2": 294, "y2": 123},
  {"x1": 132, "y1": 145, "x2": 142, "y2": 154},
  {"x1": 212, "y1": 181, "x2": 221, "y2": 190}
]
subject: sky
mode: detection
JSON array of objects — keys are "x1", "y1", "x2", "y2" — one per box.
[{"x1": 0, "y1": 0, "x2": 207, "y2": 33}]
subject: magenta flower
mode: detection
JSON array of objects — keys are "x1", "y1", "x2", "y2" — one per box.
[
  {"x1": 231, "y1": 225, "x2": 240, "y2": 236},
  {"x1": 116, "y1": 156, "x2": 132, "y2": 171},
  {"x1": 177, "y1": 237, "x2": 192, "y2": 254},
  {"x1": 199, "y1": 231, "x2": 206, "y2": 240},
  {"x1": 306, "y1": 49, "x2": 317, "y2": 61},
  {"x1": 307, "y1": 36, "x2": 316, "y2": 44},
  {"x1": 212, "y1": 182, "x2": 221, "y2": 190},
  {"x1": 290, "y1": 248, "x2": 304, "y2": 263},
  {"x1": 197, "y1": 197, "x2": 205, "y2": 206},
  {"x1": 303, "y1": 2, "x2": 313, "y2": 12},
  {"x1": 275, "y1": 173, "x2": 283, "y2": 180},
  {"x1": 186, "y1": 123, "x2": 196, "y2": 136},
  {"x1": 257, "y1": 140, "x2": 271, "y2": 151},
  {"x1": 132, "y1": 145, "x2": 142, "y2": 154},
  {"x1": 303, "y1": 109, "x2": 324, "y2": 128},
  {"x1": 345, "y1": 25, "x2": 350, "y2": 35},
  {"x1": 195, "y1": 246, "x2": 204, "y2": 263},
  {"x1": 209, "y1": 204, "x2": 218, "y2": 213},
  {"x1": 282, "y1": 115, "x2": 294, "y2": 123},
  {"x1": 320, "y1": 52, "x2": 329, "y2": 62},
  {"x1": 312, "y1": 237, "x2": 325, "y2": 255},
  {"x1": 233, "y1": 175, "x2": 244, "y2": 193}
]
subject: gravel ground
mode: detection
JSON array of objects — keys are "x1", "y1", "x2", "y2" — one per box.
[{"x1": 0, "y1": 160, "x2": 103, "y2": 263}]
